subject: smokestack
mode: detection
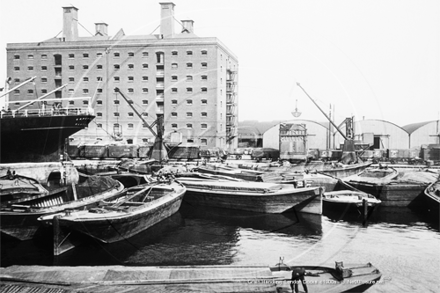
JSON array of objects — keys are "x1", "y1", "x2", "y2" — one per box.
[
  {"x1": 160, "y1": 2, "x2": 175, "y2": 38},
  {"x1": 181, "y1": 20, "x2": 194, "y2": 34},
  {"x1": 95, "y1": 22, "x2": 108, "y2": 36},
  {"x1": 62, "y1": 6, "x2": 79, "y2": 41}
]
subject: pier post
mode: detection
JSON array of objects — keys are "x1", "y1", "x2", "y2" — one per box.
[
  {"x1": 362, "y1": 199, "x2": 368, "y2": 225},
  {"x1": 53, "y1": 215, "x2": 61, "y2": 256}
]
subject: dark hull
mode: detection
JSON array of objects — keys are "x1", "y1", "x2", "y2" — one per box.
[{"x1": 1, "y1": 114, "x2": 94, "y2": 163}]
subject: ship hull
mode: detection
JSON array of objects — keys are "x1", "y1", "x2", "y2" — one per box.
[{"x1": 1, "y1": 114, "x2": 94, "y2": 163}]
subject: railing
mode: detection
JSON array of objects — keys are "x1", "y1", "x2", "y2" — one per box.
[{"x1": 1, "y1": 106, "x2": 94, "y2": 119}]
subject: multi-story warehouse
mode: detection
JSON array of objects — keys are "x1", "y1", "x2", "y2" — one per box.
[{"x1": 5, "y1": 2, "x2": 238, "y2": 151}]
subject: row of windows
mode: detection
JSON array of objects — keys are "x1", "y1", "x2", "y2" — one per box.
[
  {"x1": 98, "y1": 123, "x2": 210, "y2": 129},
  {"x1": 13, "y1": 62, "x2": 208, "y2": 71},
  {"x1": 65, "y1": 75, "x2": 209, "y2": 82},
  {"x1": 12, "y1": 74, "x2": 209, "y2": 84},
  {"x1": 64, "y1": 87, "x2": 208, "y2": 95},
  {"x1": 96, "y1": 112, "x2": 209, "y2": 118},
  {"x1": 14, "y1": 50, "x2": 208, "y2": 60}
]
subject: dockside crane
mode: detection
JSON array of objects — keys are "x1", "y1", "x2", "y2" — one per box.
[
  {"x1": 296, "y1": 82, "x2": 359, "y2": 164},
  {"x1": 114, "y1": 87, "x2": 168, "y2": 162}
]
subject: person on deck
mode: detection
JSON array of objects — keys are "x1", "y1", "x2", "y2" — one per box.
[{"x1": 290, "y1": 267, "x2": 308, "y2": 293}]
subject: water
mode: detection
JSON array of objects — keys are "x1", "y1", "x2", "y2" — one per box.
[{"x1": 1, "y1": 203, "x2": 439, "y2": 292}]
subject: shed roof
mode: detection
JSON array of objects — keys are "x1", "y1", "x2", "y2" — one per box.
[{"x1": 402, "y1": 120, "x2": 437, "y2": 134}]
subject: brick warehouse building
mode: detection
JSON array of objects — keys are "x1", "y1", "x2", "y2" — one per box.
[{"x1": 5, "y1": 2, "x2": 239, "y2": 151}]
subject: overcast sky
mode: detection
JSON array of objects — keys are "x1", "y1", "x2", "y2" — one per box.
[{"x1": 1, "y1": 0, "x2": 439, "y2": 127}]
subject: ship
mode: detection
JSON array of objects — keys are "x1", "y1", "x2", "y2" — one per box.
[{"x1": 0, "y1": 77, "x2": 95, "y2": 163}]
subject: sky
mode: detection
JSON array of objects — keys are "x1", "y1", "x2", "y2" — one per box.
[{"x1": 1, "y1": 0, "x2": 439, "y2": 127}]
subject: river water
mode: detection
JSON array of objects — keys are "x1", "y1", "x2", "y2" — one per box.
[{"x1": 1, "y1": 203, "x2": 439, "y2": 292}]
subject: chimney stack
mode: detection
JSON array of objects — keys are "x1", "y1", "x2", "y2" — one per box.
[
  {"x1": 95, "y1": 22, "x2": 108, "y2": 36},
  {"x1": 160, "y1": 2, "x2": 175, "y2": 38},
  {"x1": 181, "y1": 20, "x2": 194, "y2": 34},
  {"x1": 62, "y1": 6, "x2": 79, "y2": 41}
]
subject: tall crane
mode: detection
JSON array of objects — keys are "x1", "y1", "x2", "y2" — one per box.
[
  {"x1": 114, "y1": 87, "x2": 168, "y2": 162},
  {"x1": 296, "y1": 82, "x2": 358, "y2": 164}
]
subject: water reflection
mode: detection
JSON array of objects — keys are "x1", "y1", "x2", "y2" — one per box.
[{"x1": 180, "y1": 202, "x2": 322, "y2": 236}]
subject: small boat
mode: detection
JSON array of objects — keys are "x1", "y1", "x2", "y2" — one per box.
[
  {"x1": 177, "y1": 178, "x2": 323, "y2": 214},
  {"x1": 423, "y1": 179, "x2": 440, "y2": 217},
  {"x1": 0, "y1": 174, "x2": 125, "y2": 241},
  {"x1": 38, "y1": 179, "x2": 186, "y2": 246},
  {"x1": 322, "y1": 190, "x2": 381, "y2": 214},
  {"x1": 0, "y1": 260, "x2": 382, "y2": 293}
]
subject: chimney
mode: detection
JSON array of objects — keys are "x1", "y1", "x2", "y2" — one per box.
[
  {"x1": 160, "y1": 2, "x2": 175, "y2": 38},
  {"x1": 62, "y1": 6, "x2": 79, "y2": 41},
  {"x1": 95, "y1": 22, "x2": 108, "y2": 36},
  {"x1": 181, "y1": 20, "x2": 194, "y2": 34}
]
